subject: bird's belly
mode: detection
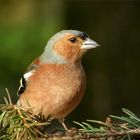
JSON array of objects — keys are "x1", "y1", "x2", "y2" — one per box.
[
  {"x1": 18, "y1": 65, "x2": 86, "y2": 119},
  {"x1": 41, "y1": 76, "x2": 85, "y2": 119}
]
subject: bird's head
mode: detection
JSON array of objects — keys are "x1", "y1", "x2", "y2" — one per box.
[{"x1": 40, "y1": 30, "x2": 99, "y2": 64}]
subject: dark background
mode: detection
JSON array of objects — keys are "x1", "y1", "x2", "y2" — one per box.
[{"x1": 0, "y1": 0, "x2": 140, "y2": 124}]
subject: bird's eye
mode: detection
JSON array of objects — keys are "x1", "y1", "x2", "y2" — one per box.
[{"x1": 68, "y1": 37, "x2": 77, "y2": 43}]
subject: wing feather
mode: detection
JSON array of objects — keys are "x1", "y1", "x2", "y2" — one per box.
[{"x1": 17, "y1": 58, "x2": 40, "y2": 96}]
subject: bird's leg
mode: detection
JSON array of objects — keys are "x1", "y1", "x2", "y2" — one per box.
[{"x1": 59, "y1": 118, "x2": 68, "y2": 130}]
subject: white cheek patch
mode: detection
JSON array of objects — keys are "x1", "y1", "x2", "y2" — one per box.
[{"x1": 23, "y1": 71, "x2": 35, "y2": 80}]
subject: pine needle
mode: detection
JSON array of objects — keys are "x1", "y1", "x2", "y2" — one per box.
[
  {"x1": 0, "y1": 91, "x2": 52, "y2": 139},
  {"x1": 74, "y1": 108, "x2": 140, "y2": 139}
]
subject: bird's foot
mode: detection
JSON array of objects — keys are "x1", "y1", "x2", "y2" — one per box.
[{"x1": 59, "y1": 119, "x2": 69, "y2": 130}]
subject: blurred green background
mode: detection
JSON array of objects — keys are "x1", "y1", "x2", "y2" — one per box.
[{"x1": 0, "y1": 0, "x2": 140, "y2": 124}]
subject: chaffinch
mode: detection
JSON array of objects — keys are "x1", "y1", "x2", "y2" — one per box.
[{"x1": 17, "y1": 30, "x2": 99, "y2": 129}]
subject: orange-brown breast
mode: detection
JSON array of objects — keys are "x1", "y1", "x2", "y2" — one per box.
[{"x1": 18, "y1": 63, "x2": 86, "y2": 119}]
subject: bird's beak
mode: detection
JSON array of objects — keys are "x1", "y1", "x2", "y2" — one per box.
[{"x1": 81, "y1": 38, "x2": 100, "y2": 50}]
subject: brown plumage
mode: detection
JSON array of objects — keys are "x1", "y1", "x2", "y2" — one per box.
[
  {"x1": 17, "y1": 30, "x2": 99, "y2": 128},
  {"x1": 18, "y1": 62, "x2": 86, "y2": 119}
]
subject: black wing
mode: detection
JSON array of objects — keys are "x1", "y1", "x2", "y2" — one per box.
[
  {"x1": 17, "y1": 58, "x2": 39, "y2": 96},
  {"x1": 17, "y1": 76, "x2": 27, "y2": 96}
]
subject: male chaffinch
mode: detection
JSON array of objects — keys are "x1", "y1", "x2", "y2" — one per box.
[{"x1": 17, "y1": 30, "x2": 99, "y2": 129}]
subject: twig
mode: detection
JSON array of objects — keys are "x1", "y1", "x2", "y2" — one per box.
[
  {"x1": 5, "y1": 88, "x2": 12, "y2": 105},
  {"x1": 84, "y1": 128, "x2": 140, "y2": 138}
]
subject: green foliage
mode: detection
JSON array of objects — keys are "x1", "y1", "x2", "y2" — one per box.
[
  {"x1": 74, "y1": 108, "x2": 140, "y2": 139},
  {"x1": 110, "y1": 108, "x2": 140, "y2": 129},
  {"x1": 1, "y1": 90, "x2": 140, "y2": 139},
  {"x1": 0, "y1": 90, "x2": 51, "y2": 140}
]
